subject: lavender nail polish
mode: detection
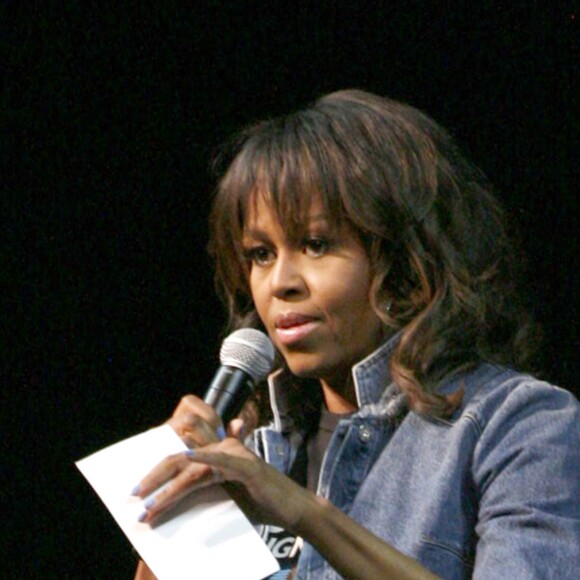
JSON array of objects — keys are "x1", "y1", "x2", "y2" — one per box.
[
  {"x1": 144, "y1": 497, "x2": 155, "y2": 509},
  {"x1": 131, "y1": 484, "x2": 141, "y2": 496},
  {"x1": 138, "y1": 511, "x2": 148, "y2": 522},
  {"x1": 216, "y1": 425, "x2": 226, "y2": 440}
]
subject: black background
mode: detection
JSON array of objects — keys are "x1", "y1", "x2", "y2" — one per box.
[{"x1": 2, "y1": 2, "x2": 578, "y2": 578}]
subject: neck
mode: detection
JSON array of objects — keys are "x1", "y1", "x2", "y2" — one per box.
[{"x1": 320, "y1": 378, "x2": 358, "y2": 414}]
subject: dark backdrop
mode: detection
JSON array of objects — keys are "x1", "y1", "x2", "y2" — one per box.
[{"x1": 2, "y1": 2, "x2": 578, "y2": 578}]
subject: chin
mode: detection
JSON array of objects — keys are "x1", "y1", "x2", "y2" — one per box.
[
  {"x1": 283, "y1": 352, "x2": 339, "y2": 382},
  {"x1": 283, "y1": 355, "x2": 322, "y2": 379}
]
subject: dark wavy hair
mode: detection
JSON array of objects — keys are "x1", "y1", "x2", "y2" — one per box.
[{"x1": 208, "y1": 89, "x2": 537, "y2": 417}]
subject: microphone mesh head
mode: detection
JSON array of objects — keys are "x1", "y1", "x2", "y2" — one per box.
[{"x1": 220, "y1": 328, "x2": 275, "y2": 383}]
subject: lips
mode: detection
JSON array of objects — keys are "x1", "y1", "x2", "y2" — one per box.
[
  {"x1": 273, "y1": 313, "x2": 320, "y2": 346},
  {"x1": 275, "y1": 312, "x2": 318, "y2": 329}
]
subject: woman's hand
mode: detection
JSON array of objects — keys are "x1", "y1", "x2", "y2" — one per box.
[
  {"x1": 186, "y1": 438, "x2": 314, "y2": 530},
  {"x1": 132, "y1": 394, "x2": 233, "y2": 521},
  {"x1": 133, "y1": 394, "x2": 310, "y2": 531},
  {"x1": 165, "y1": 394, "x2": 228, "y2": 447},
  {"x1": 136, "y1": 433, "x2": 313, "y2": 531}
]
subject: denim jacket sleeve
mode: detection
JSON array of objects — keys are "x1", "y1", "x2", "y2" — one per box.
[{"x1": 471, "y1": 378, "x2": 580, "y2": 578}]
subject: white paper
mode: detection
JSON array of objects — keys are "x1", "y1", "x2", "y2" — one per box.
[{"x1": 76, "y1": 425, "x2": 280, "y2": 580}]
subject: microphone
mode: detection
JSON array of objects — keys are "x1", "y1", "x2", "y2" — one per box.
[{"x1": 203, "y1": 328, "x2": 275, "y2": 424}]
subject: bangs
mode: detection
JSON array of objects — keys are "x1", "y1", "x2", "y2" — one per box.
[{"x1": 219, "y1": 112, "x2": 347, "y2": 241}]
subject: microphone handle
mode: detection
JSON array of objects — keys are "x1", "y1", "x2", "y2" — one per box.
[{"x1": 203, "y1": 366, "x2": 253, "y2": 424}]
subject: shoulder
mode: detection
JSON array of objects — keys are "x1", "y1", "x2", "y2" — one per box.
[
  {"x1": 431, "y1": 364, "x2": 580, "y2": 480},
  {"x1": 446, "y1": 365, "x2": 580, "y2": 497},
  {"x1": 450, "y1": 364, "x2": 579, "y2": 436}
]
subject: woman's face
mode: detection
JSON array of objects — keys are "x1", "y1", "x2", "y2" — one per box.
[{"x1": 242, "y1": 194, "x2": 384, "y2": 392}]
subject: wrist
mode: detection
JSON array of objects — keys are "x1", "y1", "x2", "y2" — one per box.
[{"x1": 292, "y1": 492, "x2": 332, "y2": 538}]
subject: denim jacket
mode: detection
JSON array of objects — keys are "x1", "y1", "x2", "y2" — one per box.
[{"x1": 251, "y1": 337, "x2": 580, "y2": 579}]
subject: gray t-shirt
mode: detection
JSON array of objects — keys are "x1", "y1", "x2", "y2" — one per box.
[{"x1": 306, "y1": 407, "x2": 352, "y2": 491}]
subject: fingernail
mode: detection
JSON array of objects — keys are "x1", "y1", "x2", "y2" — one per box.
[
  {"x1": 131, "y1": 484, "x2": 141, "y2": 496},
  {"x1": 144, "y1": 497, "x2": 156, "y2": 509},
  {"x1": 184, "y1": 449, "x2": 196, "y2": 459},
  {"x1": 138, "y1": 510, "x2": 148, "y2": 522},
  {"x1": 239, "y1": 421, "x2": 246, "y2": 439},
  {"x1": 216, "y1": 425, "x2": 226, "y2": 440}
]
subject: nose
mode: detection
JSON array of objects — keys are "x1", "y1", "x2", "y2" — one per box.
[{"x1": 270, "y1": 251, "x2": 307, "y2": 300}]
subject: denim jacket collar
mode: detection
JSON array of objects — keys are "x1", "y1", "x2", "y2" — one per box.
[
  {"x1": 267, "y1": 332, "x2": 403, "y2": 431},
  {"x1": 351, "y1": 332, "x2": 400, "y2": 408}
]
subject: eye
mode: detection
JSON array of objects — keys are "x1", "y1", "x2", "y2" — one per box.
[
  {"x1": 303, "y1": 237, "x2": 330, "y2": 258},
  {"x1": 244, "y1": 246, "x2": 275, "y2": 267}
]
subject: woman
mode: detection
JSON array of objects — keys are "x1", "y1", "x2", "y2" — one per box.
[{"x1": 133, "y1": 90, "x2": 580, "y2": 579}]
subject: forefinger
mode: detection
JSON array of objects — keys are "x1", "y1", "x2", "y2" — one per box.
[
  {"x1": 135, "y1": 451, "x2": 216, "y2": 525},
  {"x1": 132, "y1": 451, "x2": 189, "y2": 499}
]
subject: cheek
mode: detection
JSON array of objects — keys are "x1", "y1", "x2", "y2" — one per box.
[
  {"x1": 322, "y1": 276, "x2": 374, "y2": 326},
  {"x1": 249, "y1": 273, "x2": 268, "y2": 315}
]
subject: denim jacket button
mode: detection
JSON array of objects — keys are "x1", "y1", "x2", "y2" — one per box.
[{"x1": 358, "y1": 425, "x2": 372, "y2": 442}]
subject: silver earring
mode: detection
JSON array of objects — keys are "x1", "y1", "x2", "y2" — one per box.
[{"x1": 385, "y1": 299, "x2": 393, "y2": 313}]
